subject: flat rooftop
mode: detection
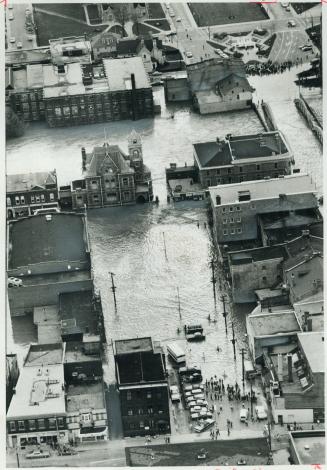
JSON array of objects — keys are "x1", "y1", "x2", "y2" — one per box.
[
  {"x1": 115, "y1": 337, "x2": 153, "y2": 356},
  {"x1": 66, "y1": 382, "x2": 105, "y2": 412},
  {"x1": 64, "y1": 341, "x2": 101, "y2": 364},
  {"x1": 291, "y1": 431, "x2": 325, "y2": 464},
  {"x1": 297, "y1": 332, "x2": 324, "y2": 373},
  {"x1": 103, "y1": 57, "x2": 150, "y2": 91},
  {"x1": 8, "y1": 213, "x2": 88, "y2": 269},
  {"x1": 248, "y1": 309, "x2": 300, "y2": 337},
  {"x1": 210, "y1": 174, "x2": 317, "y2": 207},
  {"x1": 24, "y1": 343, "x2": 63, "y2": 366},
  {"x1": 59, "y1": 290, "x2": 98, "y2": 336},
  {"x1": 229, "y1": 244, "x2": 285, "y2": 265},
  {"x1": 6, "y1": 47, "x2": 51, "y2": 66},
  {"x1": 7, "y1": 363, "x2": 65, "y2": 419},
  {"x1": 7, "y1": 171, "x2": 57, "y2": 193},
  {"x1": 194, "y1": 131, "x2": 288, "y2": 168}
]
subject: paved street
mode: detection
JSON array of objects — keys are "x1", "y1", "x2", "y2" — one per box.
[{"x1": 6, "y1": 3, "x2": 37, "y2": 50}]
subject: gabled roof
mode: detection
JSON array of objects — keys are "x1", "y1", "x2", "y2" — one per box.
[
  {"x1": 7, "y1": 171, "x2": 57, "y2": 193},
  {"x1": 117, "y1": 37, "x2": 163, "y2": 56},
  {"x1": 216, "y1": 73, "x2": 254, "y2": 96},
  {"x1": 85, "y1": 143, "x2": 133, "y2": 177}
]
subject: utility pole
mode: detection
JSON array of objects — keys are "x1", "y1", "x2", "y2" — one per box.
[
  {"x1": 210, "y1": 259, "x2": 216, "y2": 303},
  {"x1": 250, "y1": 377, "x2": 253, "y2": 419},
  {"x1": 220, "y1": 294, "x2": 228, "y2": 334},
  {"x1": 240, "y1": 348, "x2": 245, "y2": 395},
  {"x1": 15, "y1": 446, "x2": 20, "y2": 468},
  {"x1": 231, "y1": 322, "x2": 236, "y2": 361},
  {"x1": 109, "y1": 272, "x2": 117, "y2": 310},
  {"x1": 176, "y1": 287, "x2": 181, "y2": 319},
  {"x1": 162, "y1": 232, "x2": 168, "y2": 261}
]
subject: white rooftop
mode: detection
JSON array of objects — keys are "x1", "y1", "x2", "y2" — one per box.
[
  {"x1": 7, "y1": 363, "x2": 65, "y2": 420},
  {"x1": 297, "y1": 332, "x2": 324, "y2": 374},
  {"x1": 103, "y1": 57, "x2": 150, "y2": 91},
  {"x1": 42, "y1": 63, "x2": 85, "y2": 98},
  {"x1": 209, "y1": 174, "x2": 316, "y2": 206}
]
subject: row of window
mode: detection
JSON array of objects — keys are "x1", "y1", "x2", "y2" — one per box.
[
  {"x1": 222, "y1": 217, "x2": 241, "y2": 224},
  {"x1": 8, "y1": 193, "x2": 55, "y2": 206},
  {"x1": 128, "y1": 420, "x2": 155, "y2": 430},
  {"x1": 127, "y1": 408, "x2": 165, "y2": 416},
  {"x1": 206, "y1": 163, "x2": 283, "y2": 177},
  {"x1": 222, "y1": 206, "x2": 242, "y2": 213},
  {"x1": 90, "y1": 178, "x2": 131, "y2": 187},
  {"x1": 126, "y1": 390, "x2": 162, "y2": 400},
  {"x1": 223, "y1": 228, "x2": 242, "y2": 236},
  {"x1": 9, "y1": 417, "x2": 64, "y2": 433}
]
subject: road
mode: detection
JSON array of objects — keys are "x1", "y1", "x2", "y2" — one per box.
[{"x1": 5, "y1": 2, "x2": 37, "y2": 50}]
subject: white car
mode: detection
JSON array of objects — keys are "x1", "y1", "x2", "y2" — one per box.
[
  {"x1": 9, "y1": 13, "x2": 14, "y2": 20},
  {"x1": 194, "y1": 418, "x2": 215, "y2": 433},
  {"x1": 255, "y1": 405, "x2": 267, "y2": 420},
  {"x1": 8, "y1": 277, "x2": 22, "y2": 287},
  {"x1": 186, "y1": 51, "x2": 193, "y2": 58},
  {"x1": 281, "y1": 2, "x2": 289, "y2": 7},
  {"x1": 176, "y1": 17, "x2": 182, "y2": 22},
  {"x1": 240, "y1": 408, "x2": 249, "y2": 422},
  {"x1": 17, "y1": 41, "x2": 23, "y2": 49},
  {"x1": 10, "y1": 37, "x2": 15, "y2": 43},
  {"x1": 288, "y1": 20, "x2": 296, "y2": 28},
  {"x1": 26, "y1": 449, "x2": 50, "y2": 459}
]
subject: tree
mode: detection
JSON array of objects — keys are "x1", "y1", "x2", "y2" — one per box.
[
  {"x1": 113, "y1": 4, "x2": 129, "y2": 32},
  {"x1": 6, "y1": 106, "x2": 25, "y2": 139}
]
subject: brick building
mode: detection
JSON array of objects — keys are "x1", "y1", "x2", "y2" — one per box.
[
  {"x1": 193, "y1": 131, "x2": 293, "y2": 188},
  {"x1": 114, "y1": 337, "x2": 170, "y2": 437},
  {"x1": 71, "y1": 130, "x2": 152, "y2": 209},
  {"x1": 6, "y1": 170, "x2": 59, "y2": 219},
  {"x1": 209, "y1": 174, "x2": 318, "y2": 244},
  {"x1": 7, "y1": 57, "x2": 154, "y2": 127}
]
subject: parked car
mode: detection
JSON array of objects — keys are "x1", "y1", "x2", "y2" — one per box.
[
  {"x1": 170, "y1": 385, "x2": 181, "y2": 402},
  {"x1": 281, "y1": 2, "x2": 289, "y2": 7},
  {"x1": 9, "y1": 13, "x2": 14, "y2": 20},
  {"x1": 176, "y1": 17, "x2": 182, "y2": 22},
  {"x1": 194, "y1": 418, "x2": 215, "y2": 433},
  {"x1": 255, "y1": 405, "x2": 267, "y2": 420},
  {"x1": 17, "y1": 41, "x2": 23, "y2": 49},
  {"x1": 26, "y1": 449, "x2": 50, "y2": 459},
  {"x1": 8, "y1": 277, "x2": 22, "y2": 287},
  {"x1": 288, "y1": 20, "x2": 296, "y2": 28},
  {"x1": 10, "y1": 37, "x2": 16, "y2": 43},
  {"x1": 240, "y1": 408, "x2": 249, "y2": 422},
  {"x1": 301, "y1": 45, "x2": 313, "y2": 52},
  {"x1": 186, "y1": 51, "x2": 193, "y2": 58}
]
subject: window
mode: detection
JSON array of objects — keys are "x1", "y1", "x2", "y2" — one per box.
[
  {"x1": 35, "y1": 195, "x2": 40, "y2": 203},
  {"x1": 38, "y1": 419, "x2": 45, "y2": 430},
  {"x1": 123, "y1": 191, "x2": 130, "y2": 201},
  {"x1": 122, "y1": 178, "x2": 129, "y2": 186},
  {"x1": 148, "y1": 408, "x2": 154, "y2": 414},
  {"x1": 139, "y1": 421, "x2": 144, "y2": 428},
  {"x1": 222, "y1": 208, "x2": 226, "y2": 213},
  {"x1": 240, "y1": 176, "x2": 244, "y2": 182},
  {"x1": 229, "y1": 207, "x2": 233, "y2": 212},
  {"x1": 217, "y1": 178, "x2": 221, "y2": 184},
  {"x1": 274, "y1": 163, "x2": 278, "y2": 169},
  {"x1": 262, "y1": 276, "x2": 267, "y2": 282},
  {"x1": 93, "y1": 194, "x2": 99, "y2": 202},
  {"x1": 228, "y1": 168, "x2": 232, "y2": 174},
  {"x1": 49, "y1": 418, "x2": 56, "y2": 429},
  {"x1": 28, "y1": 419, "x2": 36, "y2": 430},
  {"x1": 127, "y1": 391, "x2": 132, "y2": 401},
  {"x1": 91, "y1": 180, "x2": 98, "y2": 187},
  {"x1": 49, "y1": 193, "x2": 54, "y2": 201},
  {"x1": 237, "y1": 94, "x2": 240, "y2": 100},
  {"x1": 20, "y1": 196, "x2": 25, "y2": 204},
  {"x1": 138, "y1": 409, "x2": 143, "y2": 415},
  {"x1": 239, "y1": 167, "x2": 243, "y2": 173},
  {"x1": 31, "y1": 196, "x2": 35, "y2": 203},
  {"x1": 230, "y1": 228, "x2": 235, "y2": 235},
  {"x1": 223, "y1": 218, "x2": 227, "y2": 224},
  {"x1": 41, "y1": 194, "x2": 45, "y2": 202},
  {"x1": 146, "y1": 391, "x2": 152, "y2": 399},
  {"x1": 216, "y1": 169, "x2": 220, "y2": 175},
  {"x1": 251, "y1": 203, "x2": 256, "y2": 209},
  {"x1": 256, "y1": 165, "x2": 260, "y2": 171},
  {"x1": 18, "y1": 420, "x2": 25, "y2": 431},
  {"x1": 15, "y1": 196, "x2": 20, "y2": 205},
  {"x1": 127, "y1": 409, "x2": 133, "y2": 416},
  {"x1": 206, "y1": 179, "x2": 211, "y2": 186},
  {"x1": 6, "y1": 197, "x2": 11, "y2": 206},
  {"x1": 9, "y1": 422, "x2": 16, "y2": 432},
  {"x1": 236, "y1": 206, "x2": 241, "y2": 211},
  {"x1": 223, "y1": 229, "x2": 228, "y2": 236},
  {"x1": 57, "y1": 417, "x2": 64, "y2": 428},
  {"x1": 206, "y1": 171, "x2": 210, "y2": 176},
  {"x1": 236, "y1": 217, "x2": 241, "y2": 223},
  {"x1": 262, "y1": 265, "x2": 266, "y2": 270},
  {"x1": 237, "y1": 228, "x2": 242, "y2": 234},
  {"x1": 230, "y1": 218, "x2": 234, "y2": 223}
]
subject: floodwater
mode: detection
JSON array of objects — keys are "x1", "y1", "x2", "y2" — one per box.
[{"x1": 6, "y1": 69, "x2": 322, "y2": 387}]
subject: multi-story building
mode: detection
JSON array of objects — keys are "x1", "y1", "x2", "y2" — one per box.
[
  {"x1": 7, "y1": 57, "x2": 154, "y2": 127},
  {"x1": 209, "y1": 174, "x2": 318, "y2": 244},
  {"x1": 187, "y1": 58, "x2": 254, "y2": 114},
  {"x1": 116, "y1": 38, "x2": 165, "y2": 73},
  {"x1": 6, "y1": 170, "x2": 59, "y2": 219},
  {"x1": 114, "y1": 337, "x2": 171, "y2": 437},
  {"x1": 49, "y1": 36, "x2": 92, "y2": 65},
  {"x1": 193, "y1": 131, "x2": 293, "y2": 188},
  {"x1": 264, "y1": 332, "x2": 325, "y2": 425},
  {"x1": 7, "y1": 344, "x2": 67, "y2": 448},
  {"x1": 71, "y1": 130, "x2": 152, "y2": 209},
  {"x1": 7, "y1": 213, "x2": 92, "y2": 316}
]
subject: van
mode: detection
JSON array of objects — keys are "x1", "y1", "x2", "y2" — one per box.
[
  {"x1": 240, "y1": 408, "x2": 249, "y2": 422},
  {"x1": 167, "y1": 343, "x2": 186, "y2": 364},
  {"x1": 244, "y1": 359, "x2": 256, "y2": 379}
]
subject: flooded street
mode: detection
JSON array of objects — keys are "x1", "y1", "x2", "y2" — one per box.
[{"x1": 6, "y1": 71, "x2": 322, "y2": 389}]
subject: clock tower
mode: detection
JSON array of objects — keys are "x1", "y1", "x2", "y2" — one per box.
[{"x1": 128, "y1": 130, "x2": 143, "y2": 170}]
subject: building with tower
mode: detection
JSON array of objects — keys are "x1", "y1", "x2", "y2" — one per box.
[{"x1": 71, "y1": 130, "x2": 153, "y2": 210}]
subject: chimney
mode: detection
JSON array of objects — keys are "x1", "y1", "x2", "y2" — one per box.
[
  {"x1": 287, "y1": 354, "x2": 293, "y2": 382},
  {"x1": 131, "y1": 73, "x2": 137, "y2": 121},
  {"x1": 81, "y1": 147, "x2": 86, "y2": 171},
  {"x1": 307, "y1": 318, "x2": 313, "y2": 332},
  {"x1": 277, "y1": 354, "x2": 283, "y2": 382}
]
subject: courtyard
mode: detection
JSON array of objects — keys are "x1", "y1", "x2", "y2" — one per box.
[{"x1": 188, "y1": 2, "x2": 269, "y2": 27}]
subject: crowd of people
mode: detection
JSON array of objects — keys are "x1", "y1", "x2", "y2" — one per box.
[{"x1": 245, "y1": 59, "x2": 304, "y2": 76}]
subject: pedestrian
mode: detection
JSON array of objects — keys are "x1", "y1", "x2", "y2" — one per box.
[
  {"x1": 242, "y1": 403, "x2": 245, "y2": 408},
  {"x1": 217, "y1": 428, "x2": 220, "y2": 436},
  {"x1": 197, "y1": 221, "x2": 200, "y2": 228},
  {"x1": 230, "y1": 421, "x2": 233, "y2": 428},
  {"x1": 227, "y1": 427, "x2": 230, "y2": 436},
  {"x1": 220, "y1": 405, "x2": 223, "y2": 411},
  {"x1": 202, "y1": 352, "x2": 205, "y2": 362}
]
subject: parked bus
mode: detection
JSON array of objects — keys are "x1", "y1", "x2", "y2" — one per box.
[{"x1": 167, "y1": 342, "x2": 186, "y2": 364}]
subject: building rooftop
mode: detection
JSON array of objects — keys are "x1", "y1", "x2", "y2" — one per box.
[
  {"x1": 210, "y1": 174, "x2": 317, "y2": 207},
  {"x1": 297, "y1": 332, "x2": 324, "y2": 373},
  {"x1": 248, "y1": 309, "x2": 300, "y2": 337},
  {"x1": 283, "y1": 233, "x2": 323, "y2": 270},
  {"x1": 64, "y1": 341, "x2": 101, "y2": 364},
  {"x1": 85, "y1": 143, "x2": 133, "y2": 177},
  {"x1": 42, "y1": 62, "x2": 85, "y2": 98},
  {"x1": 285, "y1": 254, "x2": 323, "y2": 303},
  {"x1": 7, "y1": 171, "x2": 57, "y2": 193},
  {"x1": 115, "y1": 337, "x2": 153, "y2": 355},
  {"x1": 194, "y1": 131, "x2": 288, "y2": 169},
  {"x1": 24, "y1": 343, "x2": 63, "y2": 367},
  {"x1": 228, "y1": 244, "x2": 285, "y2": 265},
  {"x1": 290, "y1": 431, "x2": 325, "y2": 465},
  {"x1": 59, "y1": 290, "x2": 98, "y2": 336},
  {"x1": 66, "y1": 382, "x2": 105, "y2": 412},
  {"x1": 117, "y1": 37, "x2": 163, "y2": 56},
  {"x1": 103, "y1": 57, "x2": 150, "y2": 91},
  {"x1": 8, "y1": 213, "x2": 88, "y2": 269},
  {"x1": 7, "y1": 363, "x2": 65, "y2": 420},
  {"x1": 5, "y1": 47, "x2": 51, "y2": 66}
]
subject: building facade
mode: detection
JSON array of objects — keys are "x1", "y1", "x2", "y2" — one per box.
[
  {"x1": 6, "y1": 170, "x2": 59, "y2": 219},
  {"x1": 116, "y1": 38, "x2": 165, "y2": 73},
  {"x1": 193, "y1": 131, "x2": 293, "y2": 188},
  {"x1": 71, "y1": 131, "x2": 153, "y2": 209},
  {"x1": 114, "y1": 337, "x2": 171, "y2": 437},
  {"x1": 209, "y1": 174, "x2": 318, "y2": 244}
]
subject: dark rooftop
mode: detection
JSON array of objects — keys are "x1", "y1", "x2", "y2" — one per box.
[
  {"x1": 9, "y1": 213, "x2": 88, "y2": 269},
  {"x1": 115, "y1": 338, "x2": 166, "y2": 385},
  {"x1": 117, "y1": 37, "x2": 163, "y2": 56},
  {"x1": 194, "y1": 131, "x2": 288, "y2": 169},
  {"x1": 64, "y1": 341, "x2": 101, "y2": 364},
  {"x1": 284, "y1": 233, "x2": 323, "y2": 270},
  {"x1": 229, "y1": 244, "x2": 286, "y2": 265},
  {"x1": 59, "y1": 290, "x2": 98, "y2": 336}
]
